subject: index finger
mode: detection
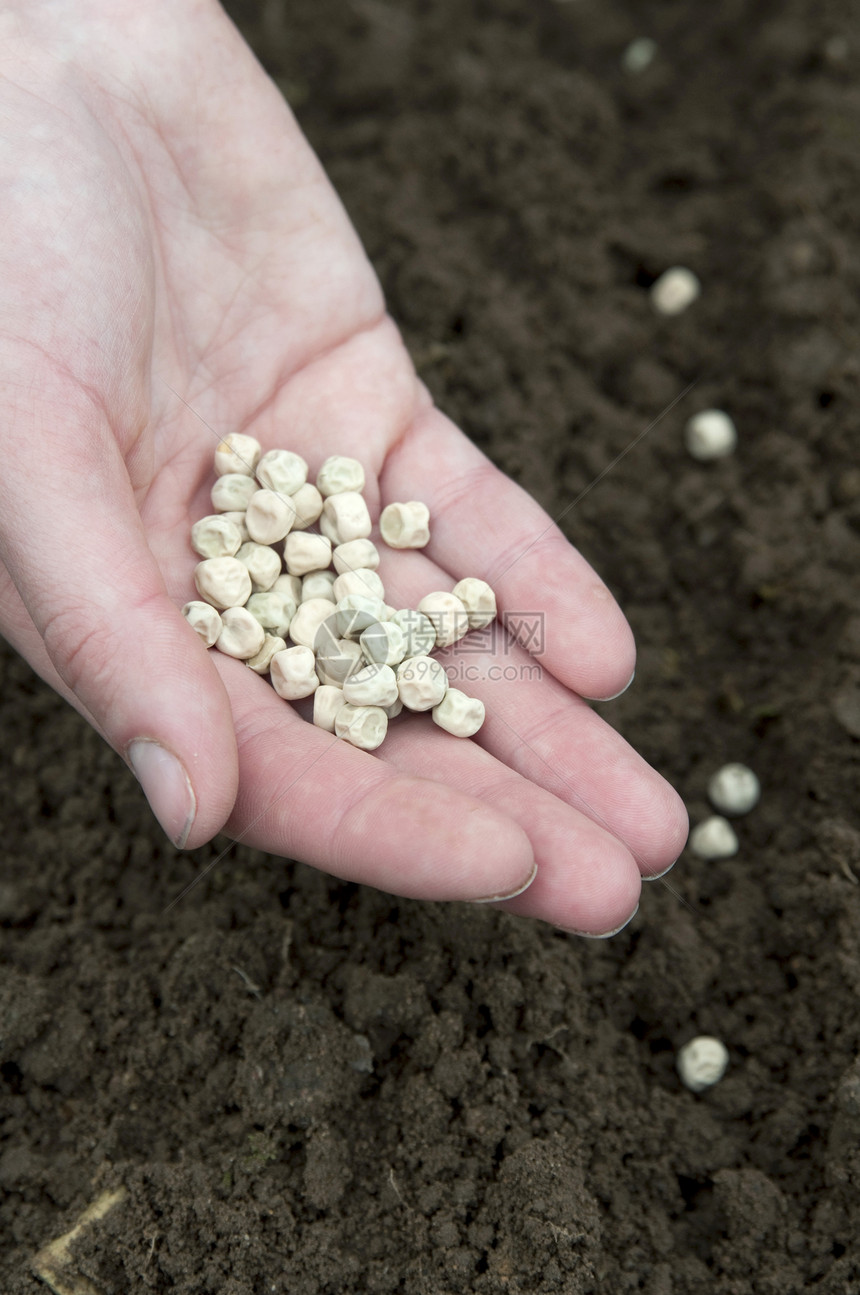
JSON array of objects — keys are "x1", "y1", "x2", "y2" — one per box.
[{"x1": 379, "y1": 407, "x2": 636, "y2": 701}]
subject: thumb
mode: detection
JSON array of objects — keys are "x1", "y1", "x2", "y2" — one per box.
[{"x1": 0, "y1": 387, "x2": 238, "y2": 849}]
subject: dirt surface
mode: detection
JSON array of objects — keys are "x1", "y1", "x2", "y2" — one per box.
[{"x1": 3, "y1": 0, "x2": 860, "y2": 1290}]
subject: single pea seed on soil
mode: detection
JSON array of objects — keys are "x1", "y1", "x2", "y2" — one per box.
[
  {"x1": 708, "y1": 763, "x2": 761, "y2": 816},
  {"x1": 684, "y1": 409, "x2": 738, "y2": 461},
  {"x1": 676, "y1": 1036, "x2": 729, "y2": 1092},
  {"x1": 650, "y1": 266, "x2": 701, "y2": 316},
  {"x1": 689, "y1": 815, "x2": 739, "y2": 860},
  {"x1": 189, "y1": 444, "x2": 495, "y2": 752},
  {"x1": 622, "y1": 36, "x2": 657, "y2": 72}
]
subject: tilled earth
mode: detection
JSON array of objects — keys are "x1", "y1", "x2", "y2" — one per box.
[{"x1": 3, "y1": 0, "x2": 860, "y2": 1290}]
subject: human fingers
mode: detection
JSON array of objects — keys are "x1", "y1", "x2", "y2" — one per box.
[
  {"x1": 379, "y1": 712, "x2": 642, "y2": 935},
  {"x1": 371, "y1": 546, "x2": 688, "y2": 878},
  {"x1": 380, "y1": 406, "x2": 636, "y2": 701},
  {"x1": 206, "y1": 654, "x2": 537, "y2": 904},
  {"x1": 0, "y1": 372, "x2": 239, "y2": 849}
]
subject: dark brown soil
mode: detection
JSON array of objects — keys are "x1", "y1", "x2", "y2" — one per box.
[{"x1": 3, "y1": 0, "x2": 860, "y2": 1290}]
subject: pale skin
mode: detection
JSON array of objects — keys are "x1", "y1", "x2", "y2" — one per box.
[{"x1": 0, "y1": 0, "x2": 687, "y2": 933}]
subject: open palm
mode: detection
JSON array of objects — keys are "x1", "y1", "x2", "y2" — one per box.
[{"x1": 0, "y1": 0, "x2": 686, "y2": 933}]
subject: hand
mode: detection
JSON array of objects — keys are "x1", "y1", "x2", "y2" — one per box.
[{"x1": 0, "y1": 0, "x2": 686, "y2": 933}]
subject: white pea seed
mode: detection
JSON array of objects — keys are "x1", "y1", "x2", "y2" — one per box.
[
  {"x1": 270, "y1": 646, "x2": 320, "y2": 700},
  {"x1": 417, "y1": 591, "x2": 470, "y2": 648},
  {"x1": 284, "y1": 532, "x2": 333, "y2": 577},
  {"x1": 211, "y1": 473, "x2": 258, "y2": 513},
  {"x1": 432, "y1": 688, "x2": 486, "y2": 738},
  {"x1": 245, "y1": 591, "x2": 297, "y2": 640},
  {"x1": 451, "y1": 577, "x2": 497, "y2": 630},
  {"x1": 389, "y1": 608, "x2": 436, "y2": 657},
  {"x1": 708, "y1": 764, "x2": 760, "y2": 816},
  {"x1": 332, "y1": 538, "x2": 380, "y2": 575},
  {"x1": 289, "y1": 598, "x2": 339, "y2": 649},
  {"x1": 676, "y1": 1037, "x2": 729, "y2": 1093},
  {"x1": 194, "y1": 557, "x2": 253, "y2": 610},
  {"x1": 360, "y1": 621, "x2": 407, "y2": 667},
  {"x1": 396, "y1": 655, "x2": 448, "y2": 711},
  {"x1": 321, "y1": 491, "x2": 372, "y2": 545},
  {"x1": 689, "y1": 815, "x2": 739, "y2": 860},
  {"x1": 213, "y1": 433, "x2": 262, "y2": 477},
  {"x1": 182, "y1": 601, "x2": 223, "y2": 647},
  {"x1": 335, "y1": 703, "x2": 388, "y2": 751},
  {"x1": 622, "y1": 36, "x2": 657, "y2": 73},
  {"x1": 684, "y1": 410, "x2": 738, "y2": 462},
  {"x1": 216, "y1": 606, "x2": 266, "y2": 660},
  {"x1": 332, "y1": 569, "x2": 385, "y2": 602},
  {"x1": 313, "y1": 614, "x2": 341, "y2": 659},
  {"x1": 336, "y1": 595, "x2": 388, "y2": 639},
  {"x1": 315, "y1": 637, "x2": 365, "y2": 687},
  {"x1": 272, "y1": 573, "x2": 303, "y2": 604},
  {"x1": 313, "y1": 684, "x2": 348, "y2": 732},
  {"x1": 220, "y1": 511, "x2": 250, "y2": 543},
  {"x1": 650, "y1": 266, "x2": 701, "y2": 316},
  {"x1": 190, "y1": 515, "x2": 243, "y2": 560},
  {"x1": 384, "y1": 696, "x2": 403, "y2": 719},
  {"x1": 379, "y1": 501, "x2": 430, "y2": 549},
  {"x1": 343, "y1": 663, "x2": 399, "y2": 708},
  {"x1": 301, "y1": 570, "x2": 337, "y2": 602},
  {"x1": 246, "y1": 634, "x2": 287, "y2": 675},
  {"x1": 235, "y1": 541, "x2": 282, "y2": 593},
  {"x1": 245, "y1": 488, "x2": 297, "y2": 544},
  {"x1": 316, "y1": 455, "x2": 366, "y2": 497},
  {"x1": 255, "y1": 448, "x2": 308, "y2": 496},
  {"x1": 289, "y1": 481, "x2": 324, "y2": 530}
]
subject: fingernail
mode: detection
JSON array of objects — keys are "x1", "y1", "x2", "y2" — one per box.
[
  {"x1": 127, "y1": 739, "x2": 196, "y2": 849},
  {"x1": 593, "y1": 669, "x2": 636, "y2": 703},
  {"x1": 559, "y1": 902, "x2": 639, "y2": 939},
  {"x1": 642, "y1": 857, "x2": 678, "y2": 882},
  {"x1": 469, "y1": 861, "x2": 539, "y2": 904}
]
